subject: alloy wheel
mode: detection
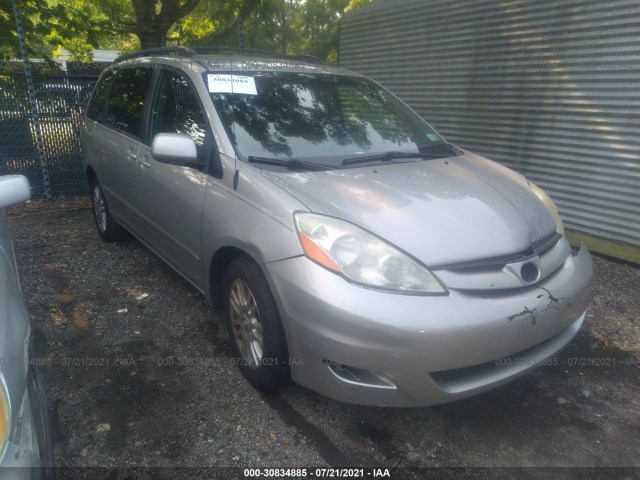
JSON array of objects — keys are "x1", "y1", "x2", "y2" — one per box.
[
  {"x1": 228, "y1": 278, "x2": 264, "y2": 369},
  {"x1": 92, "y1": 184, "x2": 107, "y2": 233}
]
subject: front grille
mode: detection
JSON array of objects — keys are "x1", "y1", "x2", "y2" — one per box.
[{"x1": 436, "y1": 232, "x2": 561, "y2": 273}]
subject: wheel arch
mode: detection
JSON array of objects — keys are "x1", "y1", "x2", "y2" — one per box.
[
  {"x1": 85, "y1": 165, "x2": 97, "y2": 186},
  {"x1": 208, "y1": 246, "x2": 252, "y2": 311}
]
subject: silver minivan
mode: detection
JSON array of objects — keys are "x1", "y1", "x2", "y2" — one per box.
[{"x1": 81, "y1": 47, "x2": 593, "y2": 407}]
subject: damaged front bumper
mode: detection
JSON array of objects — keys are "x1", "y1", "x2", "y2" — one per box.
[{"x1": 265, "y1": 245, "x2": 593, "y2": 407}]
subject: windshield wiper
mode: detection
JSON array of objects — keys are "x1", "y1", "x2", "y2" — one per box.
[
  {"x1": 341, "y1": 149, "x2": 453, "y2": 166},
  {"x1": 247, "y1": 156, "x2": 330, "y2": 171}
]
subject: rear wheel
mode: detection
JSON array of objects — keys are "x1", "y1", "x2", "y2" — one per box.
[
  {"x1": 90, "y1": 179, "x2": 129, "y2": 242},
  {"x1": 224, "y1": 257, "x2": 290, "y2": 390}
]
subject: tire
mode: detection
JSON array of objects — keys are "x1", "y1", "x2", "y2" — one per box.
[
  {"x1": 90, "y1": 179, "x2": 129, "y2": 243},
  {"x1": 224, "y1": 256, "x2": 290, "y2": 390},
  {"x1": 27, "y1": 366, "x2": 55, "y2": 479}
]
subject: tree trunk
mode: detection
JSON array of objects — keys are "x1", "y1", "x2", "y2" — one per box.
[
  {"x1": 277, "y1": 1, "x2": 287, "y2": 54},
  {"x1": 136, "y1": 26, "x2": 171, "y2": 49},
  {"x1": 130, "y1": 0, "x2": 200, "y2": 49}
]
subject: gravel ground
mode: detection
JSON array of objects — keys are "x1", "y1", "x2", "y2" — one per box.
[{"x1": 7, "y1": 198, "x2": 640, "y2": 479}]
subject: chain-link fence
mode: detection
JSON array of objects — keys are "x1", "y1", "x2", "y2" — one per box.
[{"x1": 0, "y1": 71, "x2": 99, "y2": 199}]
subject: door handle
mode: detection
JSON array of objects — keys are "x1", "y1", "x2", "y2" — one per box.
[
  {"x1": 139, "y1": 157, "x2": 151, "y2": 168},
  {"x1": 127, "y1": 152, "x2": 137, "y2": 160}
]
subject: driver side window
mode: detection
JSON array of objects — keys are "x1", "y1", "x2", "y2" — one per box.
[{"x1": 149, "y1": 70, "x2": 207, "y2": 158}]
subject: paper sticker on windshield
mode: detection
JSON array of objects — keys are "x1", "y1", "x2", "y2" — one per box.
[
  {"x1": 207, "y1": 74, "x2": 257, "y2": 95},
  {"x1": 427, "y1": 133, "x2": 440, "y2": 141}
]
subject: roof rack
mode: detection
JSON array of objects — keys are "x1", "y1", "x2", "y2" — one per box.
[
  {"x1": 114, "y1": 46, "x2": 197, "y2": 64},
  {"x1": 289, "y1": 54, "x2": 325, "y2": 65},
  {"x1": 113, "y1": 46, "x2": 325, "y2": 66},
  {"x1": 192, "y1": 47, "x2": 325, "y2": 65}
]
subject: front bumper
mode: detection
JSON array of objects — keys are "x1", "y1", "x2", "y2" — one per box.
[{"x1": 265, "y1": 246, "x2": 593, "y2": 407}]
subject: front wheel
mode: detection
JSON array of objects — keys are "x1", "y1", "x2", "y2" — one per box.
[
  {"x1": 224, "y1": 257, "x2": 290, "y2": 390},
  {"x1": 90, "y1": 179, "x2": 129, "y2": 243},
  {"x1": 27, "y1": 366, "x2": 55, "y2": 479}
]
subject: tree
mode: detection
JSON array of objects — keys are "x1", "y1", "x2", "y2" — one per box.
[
  {"x1": 0, "y1": 0, "x2": 374, "y2": 64},
  {"x1": 174, "y1": 0, "x2": 264, "y2": 48},
  {"x1": 297, "y1": 0, "x2": 350, "y2": 61},
  {"x1": 0, "y1": 0, "x2": 202, "y2": 61},
  {"x1": 0, "y1": 0, "x2": 104, "y2": 61},
  {"x1": 130, "y1": 0, "x2": 200, "y2": 49},
  {"x1": 345, "y1": 0, "x2": 372, "y2": 12},
  {"x1": 47, "y1": 0, "x2": 134, "y2": 60}
]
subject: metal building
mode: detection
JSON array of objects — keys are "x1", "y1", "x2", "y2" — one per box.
[{"x1": 339, "y1": 0, "x2": 640, "y2": 263}]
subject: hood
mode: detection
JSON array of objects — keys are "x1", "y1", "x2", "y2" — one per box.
[{"x1": 261, "y1": 151, "x2": 557, "y2": 267}]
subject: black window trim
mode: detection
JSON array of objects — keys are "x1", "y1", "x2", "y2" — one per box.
[
  {"x1": 99, "y1": 63, "x2": 155, "y2": 141},
  {"x1": 85, "y1": 67, "x2": 118, "y2": 124},
  {"x1": 147, "y1": 64, "x2": 222, "y2": 178}
]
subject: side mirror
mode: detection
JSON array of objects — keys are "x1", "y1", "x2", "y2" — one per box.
[
  {"x1": 0, "y1": 175, "x2": 31, "y2": 210},
  {"x1": 151, "y1": 133, "x2": 200, "y2": 166}
]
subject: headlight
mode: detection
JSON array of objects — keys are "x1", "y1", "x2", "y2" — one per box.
[
  {"x1": 0, "y1": 372, "x2": 11, "y2": 463},
  {"x1": 294, "y1": 213, "x2": 447, "y2": 294},
  {"x1": 529, "y1": 182, "x2": 565, "y2": 236}
]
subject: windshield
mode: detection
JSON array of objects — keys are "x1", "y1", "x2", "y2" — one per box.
[{"x1": 206, "y1": 71, "x2": 450, "y2": 168}]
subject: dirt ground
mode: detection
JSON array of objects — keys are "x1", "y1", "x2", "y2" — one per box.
[{"x1": 7, "y1": 199, "x2": 640, "y2": 480}]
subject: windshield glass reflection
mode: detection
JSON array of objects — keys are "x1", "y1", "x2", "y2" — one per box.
[{"x1": 208, "y1": 72, "x2": 447, "y2": 167}]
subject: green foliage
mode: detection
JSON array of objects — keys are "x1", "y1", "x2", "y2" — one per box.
[
  {"x1": 176, "y1": 0, "x2": 360, "y2": 62},
  {"x1": 0, "y1": 0, "x2": 196, "y2": 60},
  {"x1": 0, "y1": 0, "x2": 375, "y2": 65},
  {"x1": 297, "y1": 0, "x2": 350, "y2": 60},
  {"x1": 173, "y1": 0, "x2": 263, "y2": 48},
  {"x1": 345, "y1": 0, "x2": 373, "y2": 13},
  {"x1": 0, "y1": 0, "x2": 128, "y2": 61},
  {"x1": 53, "y1": 40, "x2": 93, "y2": 62},
  {"x1": 173, "y1": 13, "x2": 216, "y2": 44}
]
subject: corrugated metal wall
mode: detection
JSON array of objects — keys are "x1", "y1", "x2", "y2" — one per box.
[{"x1": 339, "y1": 0, "x2": 640, "y2": 256}]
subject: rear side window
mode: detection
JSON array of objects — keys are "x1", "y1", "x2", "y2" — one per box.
[
  {"x1": 105, "y1": 66, "x2": 153, "y2": 138},
  {"x1": 86, "y1": 69, "x2": 116, "y2": 122}
]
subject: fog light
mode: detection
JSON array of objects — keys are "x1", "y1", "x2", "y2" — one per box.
[{"x1": 323, "y1": 359, "x2": 396, "y2": 389}]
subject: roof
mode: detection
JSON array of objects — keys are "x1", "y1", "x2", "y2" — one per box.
[{"x1": 112, "y1": 46, "x2": 355, "y2": 76}]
